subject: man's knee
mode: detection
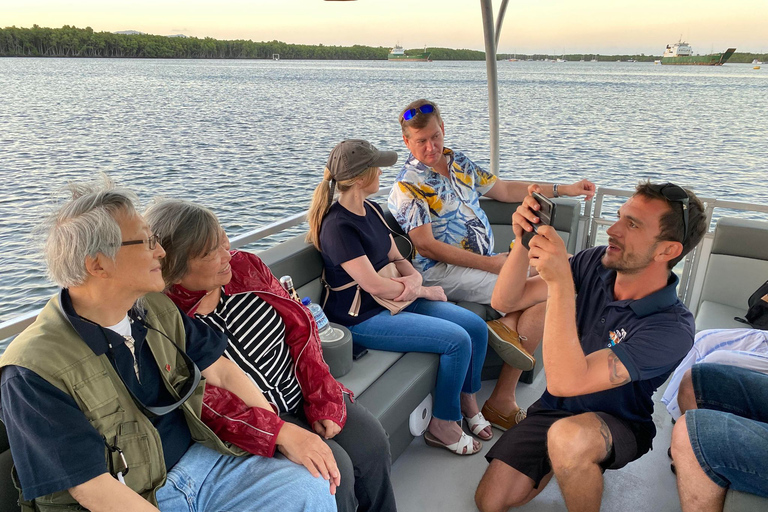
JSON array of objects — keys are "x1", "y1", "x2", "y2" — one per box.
[
  {"x1": 670, "y1": 415, "x2": 692, "y2": 462},
  {"x1": 475, "y1": 460, "x2": 532, "y2": 512},
  {"x1": 547, "y1": 415, "x2": 607, "y2": 470}
]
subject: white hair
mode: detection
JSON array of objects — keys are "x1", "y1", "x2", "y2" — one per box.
[{"x1": 42, "y1": 175, "x2": 139, "y2": 288}]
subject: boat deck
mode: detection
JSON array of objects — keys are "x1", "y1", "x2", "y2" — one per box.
[{"x1": 391, "y1": 371, "x2": 682, "y2": 511}]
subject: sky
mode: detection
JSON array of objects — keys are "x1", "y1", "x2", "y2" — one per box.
[{"x1": 3, "y1": 0, "x2": 767, "y2": 55}]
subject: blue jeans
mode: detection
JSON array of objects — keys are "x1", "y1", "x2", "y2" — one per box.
[
  {"x1": 349, "y1": 298, "x2": 488, "y2": 421},
  {"x1": 156, "y1": 443, "x2": 336, "y2": 512},
  {"x1": 686, "y1": 363, "x2": 768, "y2": 497}
]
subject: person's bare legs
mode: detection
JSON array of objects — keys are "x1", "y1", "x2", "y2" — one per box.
[
  {"x1": 486, "y1": 302, "x2": 546, "y2": 415},
  {"x1": 671, "y1": 416, "x2": 727, "y2": 512},
  {"x1": 547, "y1": 413, "x2": 612, "y2": 512},
  {"x1": 475, "y1": 459, "x2": 553, "y2": 512},
  {"x1": 677, "y1": 369, "x2": 698, "y2": 414}
]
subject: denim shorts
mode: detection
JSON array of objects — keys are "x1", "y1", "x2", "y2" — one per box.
[{"x1": 686, "y1": 363, "x2": 768, "y2": 497}]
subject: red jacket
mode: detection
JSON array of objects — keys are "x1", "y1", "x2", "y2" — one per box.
[{"x1": 167, "y1": 250, "x2": 349, "y2": 457}]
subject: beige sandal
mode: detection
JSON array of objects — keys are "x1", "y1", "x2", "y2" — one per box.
[
  {"x1": 424, "y1": 430, "x2": 482, "y2": 455},
  {"x1": 463, "y1": 411, "x2": 493, "y2": 440}
]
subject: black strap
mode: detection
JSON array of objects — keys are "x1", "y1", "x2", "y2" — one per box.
[{"x1": 363, "y1": 199, "x2": 415, "y2": 260}]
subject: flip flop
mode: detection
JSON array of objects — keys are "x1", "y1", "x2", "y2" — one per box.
[
  {"x1": 424, "y1": 430, "x2": 482, "y2": 456},
  {"x1": 463, "y1": 411, "x2": 493, "y2": 440}
]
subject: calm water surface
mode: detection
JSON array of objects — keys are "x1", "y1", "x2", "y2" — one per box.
[{"x1": 1, "y1": 58, "x2": 767, "y2": 335}]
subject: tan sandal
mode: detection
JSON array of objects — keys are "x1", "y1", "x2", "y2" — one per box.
[{"x1": 481, "y1": 402, "x2": 527, "y2": 432}]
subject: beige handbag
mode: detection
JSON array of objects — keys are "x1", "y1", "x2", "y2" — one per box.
[{"x1": 322, "y1": 200, "x2": 415, "y2": 316}]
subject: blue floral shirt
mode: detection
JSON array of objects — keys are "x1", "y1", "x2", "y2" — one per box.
[{"x1": 387, "y1": 148, "x2": 498, "y2": 272}]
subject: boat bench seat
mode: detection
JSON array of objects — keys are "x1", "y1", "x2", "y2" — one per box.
[
  {"x1": 259, "y1": 197, "x2": 582, "y2": 460},
  {"x1": 693, "y1": 216, "x2": 768, "y2": 512},
  {"x1": 695, "y1": 217, "x2": 768, "y2": 332}
]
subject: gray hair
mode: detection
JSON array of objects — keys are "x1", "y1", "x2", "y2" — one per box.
[
  {"x1": 144, "y1": 199, "x2": 221, "y2": 288},
  {"x1": 42, "y1": 176, "x2": 139, "y2": 288}
]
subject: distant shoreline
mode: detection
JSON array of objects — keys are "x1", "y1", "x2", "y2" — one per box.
[{"x1": 1, "y1": 25, "x2": 765, "y2": 63}]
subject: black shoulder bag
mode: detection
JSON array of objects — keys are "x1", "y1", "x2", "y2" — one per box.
[{"x1": 735, "y1": 279, "x2": 768, "y2": 330}]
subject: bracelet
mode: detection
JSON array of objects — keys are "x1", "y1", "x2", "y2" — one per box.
[{"x1": 553, "y1": 184, "x2": 560, "y2": 198}]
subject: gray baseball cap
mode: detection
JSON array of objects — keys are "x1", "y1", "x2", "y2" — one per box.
[{"x1": 326, "y1": 140, "x2": 398, "y2": 181}]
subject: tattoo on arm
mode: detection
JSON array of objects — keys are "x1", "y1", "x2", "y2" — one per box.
[
  {"x1": 596, "y1": 415, "x2": 613, "y2": 457},
  {"x1": 607, "y1": 351, "x2": 631, "y2": 386}
]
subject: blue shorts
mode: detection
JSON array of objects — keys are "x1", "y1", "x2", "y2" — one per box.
[{"x1": 686, "y1": 363, "x2": 768, "y2": 497}]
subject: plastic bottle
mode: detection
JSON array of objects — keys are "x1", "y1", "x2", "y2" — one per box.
[{"x1": 301, "y1": 297, "x2": 331, "y2": 337}]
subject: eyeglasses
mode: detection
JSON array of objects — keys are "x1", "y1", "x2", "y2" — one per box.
[
  {"x1": 657, "y1": 183, "x2": 689, "y2": 244},
  {"x1": 402, "y1": 104, "x2": 435, "y2": 121},
  {"x1": 121, "y1": 233, "x2": 161, "y2": 250}
]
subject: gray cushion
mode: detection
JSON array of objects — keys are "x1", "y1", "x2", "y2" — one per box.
[
  {"x1": 258, "y1": 235, "x2": 323, "y2": 291},
  {"x1": 724, "y1": 489, "x2": 768, "y2": 512},
  {"x1": 697, "y1": 255, "x2": 768, "y2": 313},
  {"x1": 695, "y1": 301, "x2": 748, "y2": 332},
  {"x1": 337, "y1": 349, "x2": 404, "y2": 397},
  {"x1": 711, "y1": 217, "x2": 768, "y2": 260}
]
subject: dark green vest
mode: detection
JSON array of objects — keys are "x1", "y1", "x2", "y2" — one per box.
[{"x1": 0, "y1": 292, "x2": 246, "y2": 511}]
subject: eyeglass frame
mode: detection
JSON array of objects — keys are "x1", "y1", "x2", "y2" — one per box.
[
  {"x1": 656, "y1": 183, "x2": 690, "y2": 245},
  {"x1": 120, "y1": 233, "x2": 161, "y2": 250},
  {"x1": 402, "y1": 103, "x2": 436, "y2": 121}
]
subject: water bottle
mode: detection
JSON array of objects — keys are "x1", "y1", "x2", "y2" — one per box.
[{"x1": 301, "y1": 297, "x2": 331, "y2": 337}]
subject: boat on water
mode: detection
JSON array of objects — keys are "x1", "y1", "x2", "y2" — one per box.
[
  {"x1": 661, "y1": 40, "x2": 736, "y2": 65},
  {"x1": 388, "y1": 44, "x2": 431, "y2": 62}
]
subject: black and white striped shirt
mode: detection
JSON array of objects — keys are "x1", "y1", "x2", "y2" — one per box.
[{"x1": 196, "y1": 289, "x2": 302, "y2": 414}]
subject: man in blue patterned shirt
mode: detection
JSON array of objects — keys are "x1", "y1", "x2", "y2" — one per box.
[{"x1": 388, "y1": 99, "x2": 595, "y2": 431}]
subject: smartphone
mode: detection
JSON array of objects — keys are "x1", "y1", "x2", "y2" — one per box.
[
  {"x1": 352, "y1": 343, "x2": 369, "y2": 360},
  {"x1": 521, "y1": 192, "x2": 557, "y2": 250}
]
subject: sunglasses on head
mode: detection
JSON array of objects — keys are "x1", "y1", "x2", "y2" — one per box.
[
  {"x1": 402, "y1": 104, "x2": 435, "y2": 121},
  {"x1": 657, "y1": 183, "x2": 690, "y2": 244}
]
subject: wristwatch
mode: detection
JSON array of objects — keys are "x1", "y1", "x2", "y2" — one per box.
[{"x1": 553, "y1": 184, "x2": 560, "y2": 198}]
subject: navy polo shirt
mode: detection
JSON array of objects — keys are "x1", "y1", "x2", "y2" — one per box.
[
  {"x1": 0, "y1": 290, "x2": 226, "y2": 501},
  {"x1": 539, "y1": 247, "x2": 694, "y2": 440},
  {"x1": 319, "y1": 201, "x2": 391, "y2": 325}
]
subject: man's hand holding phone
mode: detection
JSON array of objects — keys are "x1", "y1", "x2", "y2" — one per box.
[
  {"x1": 512, "y1": 185, "x2": 572, "y2": 286},
  {"x1": 513, "y1": 185, "x2": 558, "y2": 250}
]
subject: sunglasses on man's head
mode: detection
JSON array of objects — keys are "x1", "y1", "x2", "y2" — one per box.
[
  {"x1": 656, "y1": 183, "x2": 690, "y2": 244},
  {"x1": 402, "y1": 104, "x2": 435, "y2": 121}
]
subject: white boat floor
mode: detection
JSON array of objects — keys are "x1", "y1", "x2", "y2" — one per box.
[{"x1": 390, "y1": 371, "x2": 682, "y2": 512}]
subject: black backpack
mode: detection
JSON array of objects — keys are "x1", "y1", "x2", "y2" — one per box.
[{"x1": 736, "y1": 280, "x2": 768, "y2": 330}]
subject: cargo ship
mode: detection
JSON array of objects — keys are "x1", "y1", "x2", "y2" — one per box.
[
  {"x1": 388, "y1": 44, "x2": 431, "y2": 62},
  {"x1": 661, "y1": 41, "x2": 736, "y2": 65}
]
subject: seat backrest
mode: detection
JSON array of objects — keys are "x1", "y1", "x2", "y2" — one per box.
[{"x1": 697, "y1": 217, "x2": 768, "y2": 311}]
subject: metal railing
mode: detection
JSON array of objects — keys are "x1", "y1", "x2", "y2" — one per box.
[{"x1": 0, "y1": 211, "x2": 309, "y2": 342}]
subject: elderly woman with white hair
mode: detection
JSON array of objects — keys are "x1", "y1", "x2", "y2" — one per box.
[{"x1": 0, "y1": 177, "x2": 335, "y2": 512}]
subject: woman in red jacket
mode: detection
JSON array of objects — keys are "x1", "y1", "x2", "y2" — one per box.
[{"x1": 147, "y1": 199, "x2": 396, "y2": 512}]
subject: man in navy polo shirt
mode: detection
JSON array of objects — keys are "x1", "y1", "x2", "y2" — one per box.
[{"x1": 475, "y1": 181, "x2": 707, "y2": 512}]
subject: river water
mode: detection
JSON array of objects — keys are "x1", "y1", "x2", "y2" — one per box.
[{"x1": 1, "y1": 58, "x2": 767, "y2": 334}]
